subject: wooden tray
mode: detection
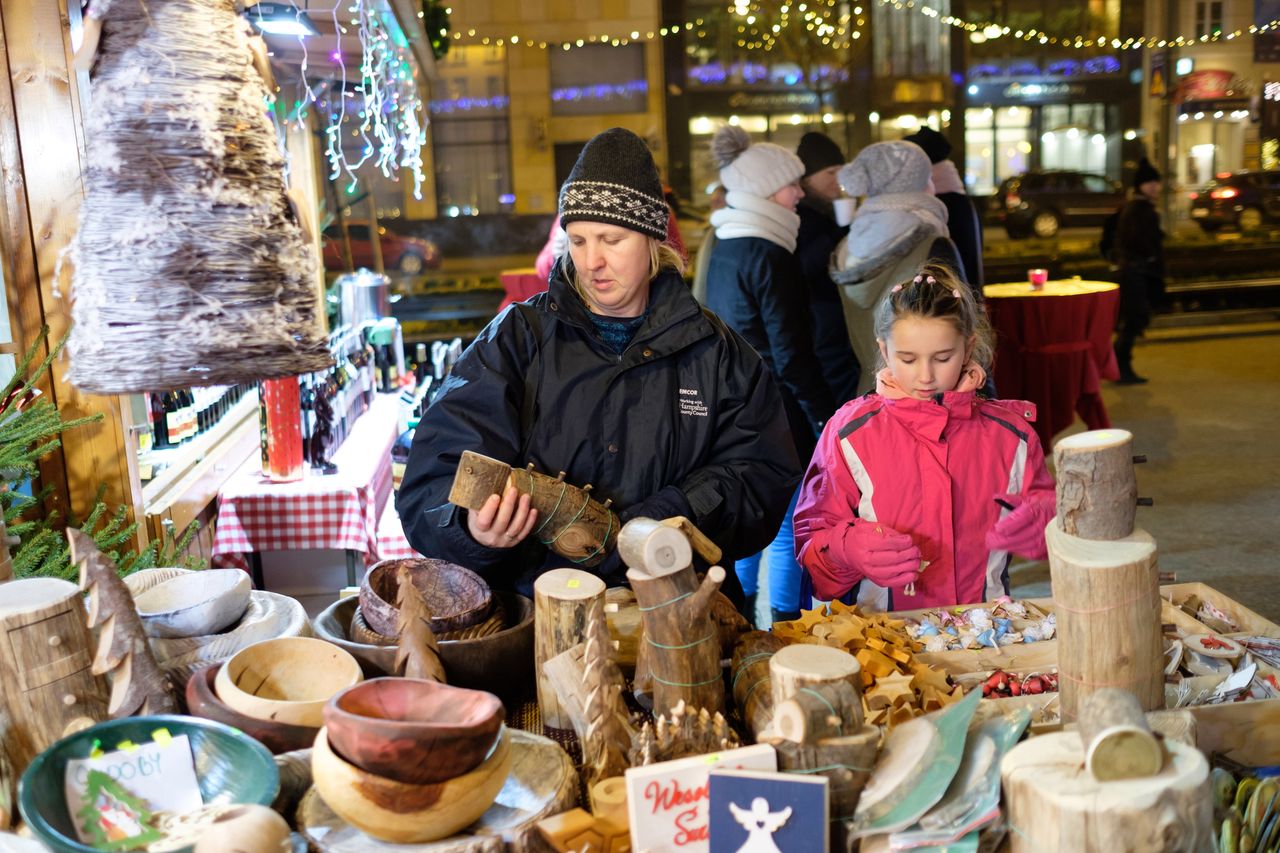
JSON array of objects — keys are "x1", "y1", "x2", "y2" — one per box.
[
  {"x1": 1162, "y1": 582, "x2": 1280, "y2": 635},
  {"x1": 297, "y1": 727, "x2": 577, "y2": 852}
]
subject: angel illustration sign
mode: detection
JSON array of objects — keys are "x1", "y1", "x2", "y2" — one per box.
[{"x1": 708, "y1": 770, "x2": 828, "y2": 853}]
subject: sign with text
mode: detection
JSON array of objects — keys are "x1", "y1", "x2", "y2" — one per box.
[{"x1": 625, "y1": 744, "x2": 777, "y2": 853}]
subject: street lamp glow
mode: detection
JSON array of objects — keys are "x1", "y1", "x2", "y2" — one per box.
[{"x1": 1124, "y1": 130, "x2": 1137, "y2": 140}]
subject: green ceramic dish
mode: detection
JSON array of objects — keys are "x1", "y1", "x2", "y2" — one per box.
[{"x1": 19, "y1": 715, "x2": 279, "y2": 853}]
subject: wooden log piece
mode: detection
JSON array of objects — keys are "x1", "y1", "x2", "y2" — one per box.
[
  {"x1": 618, "y1": 518, "x2": 692, "y2": 575},
  {"x1": 766, "y1": 726, "x2": 880, "y2": 820},
  {"x1": 1047, "y1": 522, "x2": 1162, "y2": 721},
  {"x1": 769, "y1": 643, "x2": 862, "y2": 713},
  {"x1": 1053, "y1": 429, "x2": 1139, "y2": 541},
  {"x1": 449, "y1": 451, "x2": 621, "y2": 566},
  {"x1": 1077, "y1": 688, "x2": 1165, "y2": 782},
  {"x1": 731, "y1": 632, "x2": 787, "y2": 740},
  {"x1": 603, "y1": 587, "x2": 641, "y2": 671},
  {"x1": 541, "y1": 643, "x2": 593, "y2": 744},
  {"x1": 535, "y1": 569, "x2": 606, "y2": 730},
  {"x1": 774, "y1": 680, "x2": 863, "y2": 743},
  {"x1": 1000, "y1": 731, "x2": 1212, "y2": 852},
  {"x1": 0, "y1": 577, "x2": 110, "y2": 775},
  {"x1": 625, "y1": 534, "x2": 726, "y2": 717}
]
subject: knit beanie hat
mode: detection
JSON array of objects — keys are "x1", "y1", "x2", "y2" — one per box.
[
  {"x1": 797, "y1": 131, "x2": 845, "y2": 177},
  {"x1": 712, "y1": 126, "x2": 804, "y2": 199},
  {"x1": 558, "y1": 127, "x2": 669, "y2": 239},
  {"x1": 902, "y1": 127, "x2": 952, "y2": 165},
  {"x1": 1133, "y1": 157, "x2": 1161, "y2": 188},
  {"x1": 838, "y1": 141, "x2": 933, "y2": 197}
]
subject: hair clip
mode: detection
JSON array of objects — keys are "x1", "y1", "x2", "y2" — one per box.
[
  {"x1": 912, "y1": 275, "x2": 924, "y2": 284},
  {"x1": 927, "y1": 276, "x2": 937, "y2": 285},
  {"x1": 892, "y1": 283, "x2": 904, "y2": 293},
  {"x1": 952, "y1": 289, "x2": 961, "y2": 298}
]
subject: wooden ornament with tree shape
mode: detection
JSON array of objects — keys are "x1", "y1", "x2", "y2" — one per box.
[
  {"x1": 535, "y1": 568, "x2": 605, "y2": 730},
  {"x1": 1000, "y1": 731, "x2": 1212, "y2": 852},
  {"x1": 621, "y1": 518, "x2": 726, "y2": 717},
  {"x1": 1077, "y1": 688, "x2": 1165, "y2": 782},
  {"x1": 1046, "y1": 522, "x2": 1162, "y2": 721},
  {"x1": 764, "y1": 727, "x2": 880, "y2": 820},
  {"x1": 1053, "y1": 429, "x2": 1146, "y2": 541},
  {"x1": 731, "y1": 632, "x2": 788, "y2": 740},
  {"x1": 71, "y1": 529, "x2": 177, "y2": 718},
  {"x1": 449, "y1": 451, "x2": 620, "y2": 566},
  {"x1": 628, "y1": 700, "x2": 739, "y2": 766},
  {"x1": 395, "y1": 565, "x2": 446, "y2": 683},
  {"x1": 582, "y1": 598, "x2": 631, "y2": 788}
]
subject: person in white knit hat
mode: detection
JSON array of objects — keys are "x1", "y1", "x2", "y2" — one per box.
[{"x1": 705, "y1": 125, "x2": 837, "y2": 626}]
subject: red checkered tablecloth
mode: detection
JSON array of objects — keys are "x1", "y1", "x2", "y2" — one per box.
[
  {"x1": 375, "y1": 497, "x2": 423, "y2": 561},
  {"x1": 213, "y1": 394, "x2": 402, "y2": 572}
]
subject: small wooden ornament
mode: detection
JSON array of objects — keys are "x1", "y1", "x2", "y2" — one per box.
[
  {"x1": 535, "y1": 569, "x2": 606, "y2": 730},
  {"x1": 71, "y1": 529, "x2": 178, "y2": 718},
  {"x1": 589, "y1": 776, "x2": 629, "y2": 827},
  {"x1": 1053, "y1": 429, "x2": 1140, "y2": 541},
  {"x1": 628, "y1": 700, "x2": 739, "y2": 766},
  {"x1": 394, "y1": 565, "x2": 446, "y2": 683},
  {"x1": 534, "y1": 808, "x2": 630, "y2": 853},
  {"x1": 1077, "y1": 688, "x2": 1165, "y2": 782},
  {"x1": 582, "y1": 599, "x2": 631, "y2": 788}
]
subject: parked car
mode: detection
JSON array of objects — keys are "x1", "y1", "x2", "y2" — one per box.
[
  {"x1": 993, "y1": 170, "x2": 1126, "y2": 239},
  {"x1": 322, "y1": 222, "x2": 441, "y2": 275},
  {"x1": 1189, "y1": 171, "x2": 1280, "y2": 232}
]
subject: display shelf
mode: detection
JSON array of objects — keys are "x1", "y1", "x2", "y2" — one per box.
[{"x1": 140, "y1": 388, "x2": 261, "y2": 512}]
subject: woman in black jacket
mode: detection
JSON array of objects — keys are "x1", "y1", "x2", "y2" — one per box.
[{"x1": 397, "y1": 128, "x2": 800, "y2": 602}]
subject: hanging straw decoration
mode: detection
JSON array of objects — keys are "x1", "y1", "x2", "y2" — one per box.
[{"x1": 65, "y1": 0, "x2": 332, "y2": 394}]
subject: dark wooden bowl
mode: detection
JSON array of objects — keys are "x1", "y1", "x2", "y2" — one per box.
[
  {"x1": 184, "y1": 664, "x2": 319, "y2": 755},
  {"x1": 313, "y1": 592, "x2": 535, "y2": 706},
  {"x1": 323, "y1": 677, "x2": 505, "y2": 784},
  {"x1": 359, "y1": 558, "x2": 492, "y2": 637}
]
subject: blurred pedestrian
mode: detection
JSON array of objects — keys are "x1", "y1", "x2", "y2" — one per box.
[
  {"x1": 706, "y1": 125, "x2": 837, "y2": 624},
  {"x1": 1113, "y1": 157, "x2": 1165, "y2": 385},
  {"x1": 831, "y1": 141, "x2": 966, "y2": 394},
  {"x1": 796, "y1": 131, "x2": 861, "y2": 406},
  {"x1": 691, "y1": 181, "x2": 727, "y2": 304},
  {"x1": 904, "y1": 127, "x2": 985, "y2": 288}
]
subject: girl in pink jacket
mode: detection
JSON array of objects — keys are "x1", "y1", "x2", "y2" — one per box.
[{"x1": 794, "y1": 264, "x2": 1055, "y2": 611}]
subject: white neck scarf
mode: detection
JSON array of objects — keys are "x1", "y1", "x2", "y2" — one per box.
[{"x1": 711, "y1": 190, "x2": 801, "y2": 252}]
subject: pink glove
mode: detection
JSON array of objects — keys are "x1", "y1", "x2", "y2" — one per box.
[
  {"x1": 986, "y1": 493, "x2": 1053, "y2": 559},
  {"x1": 843, "y1": 520, "x2": 922, "y2": 587}
]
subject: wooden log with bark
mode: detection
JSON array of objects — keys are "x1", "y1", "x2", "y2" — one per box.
[
  {"x1": 581, "y1": 598, "x2": 631, "y2": 787},
  {"x1": 1077, "y1": 688, "x2": 1165, "y2": 782},
  {"x1": 765, "y1": 727, "x2": 880, "y2": 820},
  {"x1": 395, "y1": 565, "x2": 446, "y2": 683},
  {"x1": 1047, "y1": 522, "x2": 1163, "y2": 721},
  {"x1": 71, "y1": 529, "x2": 178, "y2": 717},
  {"x1": 731, "y1": 632, "x2": 787, "y2": 740},
  {"x1": 534, "y1": 568, "x2": 605, "y2": 730},
  {"x1": 449, "y1": 452, "x2": 619, "y2": 566},
  {"x1": 1000, "y1": 731, "x2": 1212, "y2": 852},
  {"x1": 769, "y1": 643, "x2": 863, "y2": 718},
  {"x1": 1053, "y1": 429, "x2": 1142, "y2": 541},
  {"x1": 774, "y1": 680, "x2": 863, "y2": 743},
  {"x1": 623, "y1": 518, "x2": 726, "y2": 717}
]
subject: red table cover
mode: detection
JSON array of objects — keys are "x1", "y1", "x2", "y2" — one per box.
[{"x1": 983, "y1": 280, "x2": 1121, "y2": 448}]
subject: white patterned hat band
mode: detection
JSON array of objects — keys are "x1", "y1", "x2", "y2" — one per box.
[{"x1": 560, "y1": 180, "x2": 668, "y2": 239}]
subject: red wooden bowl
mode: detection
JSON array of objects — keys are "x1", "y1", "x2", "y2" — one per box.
[
  {"x1": 184, "y1": 663, "x2": 319, "y2": 755},
  {"x1": 323, "y1": 677, "x2": 505, "y2": 784},
  {"x1": 359, "y1": 558, "x2": 492, "y2": 637}
]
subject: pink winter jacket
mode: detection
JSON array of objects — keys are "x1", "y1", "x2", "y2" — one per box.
[{"x1": 794, "y1": 380, "x2": 1055, "y2": 611}]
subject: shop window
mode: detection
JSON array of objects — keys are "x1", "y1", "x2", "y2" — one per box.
[
  {"x1": 965, "y1": 106, "x2": 1031, "y2": 196},
  {"x1": 1195, "y1": 2, "x2": 1223, "y2": 38},
  {"x1": 431, "y1": 45, "x2": 513, "y2": 216},
  {"x1": 550, "y1": 45, "x2": 648, "y2": 116},
  {"x1": 873, "y1": 0, "x2": 949, "y2": 79}
]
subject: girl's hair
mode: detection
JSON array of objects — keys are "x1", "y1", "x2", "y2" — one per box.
[
  {"x1": 873, "y1": 262, "x2": 994, "y2": 369},
  {"x1": 556, "y1": 233, "x2": 686, "y2": 304}
]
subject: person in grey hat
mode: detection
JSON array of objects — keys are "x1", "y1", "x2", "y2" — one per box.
[{"x1": 398, "y1": 128, "x2": 800, "y2": 604}]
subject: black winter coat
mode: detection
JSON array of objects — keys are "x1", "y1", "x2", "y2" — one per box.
[
  {"x1": 796, "y1": 201, "x2": 860, "y2": 407},
  {"x1": 938, "y1": 191, "x2": 985, "y2": 289},
  {"x1": 705, "y1": 235, "x2": 838, "y2": 465},
  {"x1": 396, "y1": 269, "x2": 801, "y2": 600}
]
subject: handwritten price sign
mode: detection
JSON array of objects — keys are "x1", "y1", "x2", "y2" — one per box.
[{"x1": 624, "y1": 744, "x2": 776, "y2": 852}]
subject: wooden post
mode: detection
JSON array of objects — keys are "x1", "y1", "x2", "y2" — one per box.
[
  {"x1": 1001, "y1": 732, "x2": 1212, "y2": 852},
  {"x1": 766, "y1": 727, "x2": 880, "y2": 820},
  {"x1": 623, "y1": 518, "x2": 726, "y2": 717},
  {"x1": 71, "y1": 529, "x2": 178, "y2": 717},
  {"x1": 1077, "y1": 688, "x2": 1165, "y2": 782},
  {"x1": 1053, "y1": 429, "x2": 1141, "y2": 541},
  {"x1": 731, "y1": 632, "x2": 787, "y2": 740},
  {"x1": 0, "y1": 577, "x2": 108, "y2": 775},
  {"x1": 534, "y1": 568, "x2": 605, "y2": 730},
  {"x1": 1047, "y1": 522, "x2": 1163, "y2": 721}
]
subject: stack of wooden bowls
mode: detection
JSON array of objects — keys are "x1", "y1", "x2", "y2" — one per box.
[{"x1": 311, "y1": 678, "x2": 511, "y2": 843}]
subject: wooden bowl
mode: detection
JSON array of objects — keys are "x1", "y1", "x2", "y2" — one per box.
[
  {"x1": 351, "y1": 599, "x2": 508, "y2": 645},
  {"x1": 19, "y1": 715, "x2": 277, "y2": 853},
  {"x1": 314, "y1": 592, "x2": 536, "y2": 706},
  {"x1": 359, "y1": 558, "x2": 492, "y2": 637},
  {"x1": 134, "y1": 568, "x2": 252, "y2": 638},
  {"x1": 215, "y1": 636, "x2": 363, "y2": 728},
  {"x1": 324, "y1": 678, "x2": 505, "y2": 784},
  {"x1": 185, "y1": 664, "x2": 319, "y2": 754},
  {"x1": 310, "y1": 725, "x2": 511, "y2": 843}
]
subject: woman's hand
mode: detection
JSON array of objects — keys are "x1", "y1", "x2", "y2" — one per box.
[{"x1": 466, "y1": 486, "x2": 539, "y2": 549}]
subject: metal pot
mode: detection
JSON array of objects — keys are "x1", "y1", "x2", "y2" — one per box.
[{"x1": 337, "y1": 269, "x2": 393, "y2": 329}]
